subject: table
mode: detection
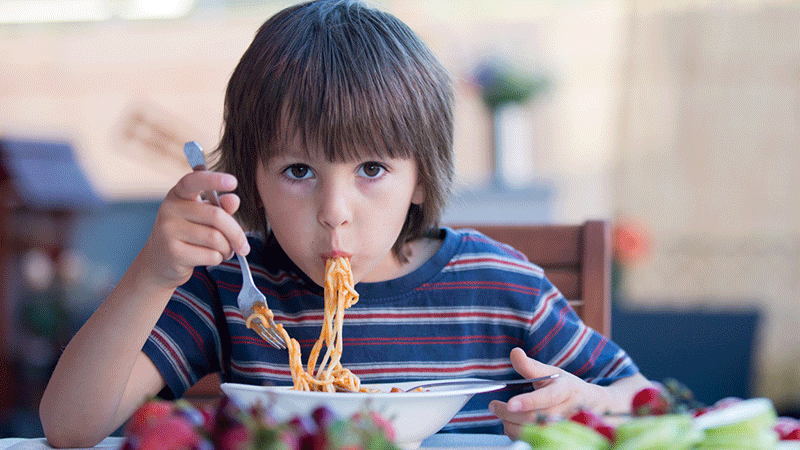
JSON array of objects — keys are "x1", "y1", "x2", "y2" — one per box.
[{"x1": 0, "y1": 435, "x2": 532, "y2": 450}]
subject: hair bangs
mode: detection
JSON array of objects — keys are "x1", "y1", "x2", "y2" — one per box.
[
  {"x1": 276, "y1": 84, "x2": 418, "y2": 164},
  {"x1": 262, "y1": 2, "x2": 424, "y2": 164}
]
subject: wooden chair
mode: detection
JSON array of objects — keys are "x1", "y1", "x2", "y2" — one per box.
[
  {"x1": 447, "y1": 220, "x2": 612, "y2": 337},
  {"x1": 183, "y1": 220, "x2": 612, "y2": 403}
]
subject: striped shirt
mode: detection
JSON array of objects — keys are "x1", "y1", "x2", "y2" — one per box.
[{"x1": 143, "y1": 227, "x2": 638, "y2": 434}]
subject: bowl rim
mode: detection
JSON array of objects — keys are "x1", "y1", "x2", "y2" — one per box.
[{"x1": 220, "y1": 377, "x2": 506, "y2": 399}]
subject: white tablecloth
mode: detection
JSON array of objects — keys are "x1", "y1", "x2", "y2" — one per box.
[{"x1": 0, "y1": 435, "x2": 532, "y2": 450}]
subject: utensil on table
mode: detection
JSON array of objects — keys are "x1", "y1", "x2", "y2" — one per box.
[
  {"x1": 183, "y1": 141, "x2": 287, "y2": 349},
  {"x1": 404, "y1": 373, "x2": 559, "y2": 392}
]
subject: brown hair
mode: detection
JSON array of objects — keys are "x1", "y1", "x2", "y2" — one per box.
[{"x1": 213, "y1": 0, "x2": 454, "y2": 261}]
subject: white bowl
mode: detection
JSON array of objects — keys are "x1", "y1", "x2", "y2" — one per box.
[{"x1": 220, "y1": 379, "x2": 504, "y2": 449}]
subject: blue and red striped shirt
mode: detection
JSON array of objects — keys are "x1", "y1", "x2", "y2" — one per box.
[{"x1": 143, "y1": 227, "x2": 638, "y2": 434}]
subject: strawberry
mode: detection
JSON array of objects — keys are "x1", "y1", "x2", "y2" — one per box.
[
  {"x1": 594, "y1": 423, "x2": 616, "y2": 443},
  {"x1": 632, "y1": 387, "x2": 671, "y2": 416},
  {"x1": 125, "y1": 399, "x2": 175, "y2": 437},
  {"x1": 569, "y1": 409, "x2": 615, "y2": 443},
  {"x1": 775, "y1": 417, "x2": 800, "y2": 440},
  {"x1": 214, "y1": 424, "x2": 250, "y2": 450},
  {"x1": 298, "y1": 432, "x2": 327, "y2": 450},
  {"x1": 311, "y1": 406, "x2": 336, "y2": 429},
  {"x1": 138, "y1": 416, "x2": 199, "y2": 450},
  {"x1": 569, "y1": 409, "x2": 602, "y2": 427}
]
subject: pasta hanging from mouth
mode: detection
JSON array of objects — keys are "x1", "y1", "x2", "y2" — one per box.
[{"x1": 246, "y1": 256, "x2": 371, "y2": 392}]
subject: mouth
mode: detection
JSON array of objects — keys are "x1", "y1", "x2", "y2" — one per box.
[{"x1": 320, "y1": 250, "x2": 353, "y2": 262}]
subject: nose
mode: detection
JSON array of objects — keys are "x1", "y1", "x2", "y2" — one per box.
[{"x1": 317, "y1": 178, "x2": 352, "y2": 230}]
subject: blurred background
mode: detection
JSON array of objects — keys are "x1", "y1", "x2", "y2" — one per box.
[{"x1": 1, "y1": 0, "x2": 798, "y2": 437}]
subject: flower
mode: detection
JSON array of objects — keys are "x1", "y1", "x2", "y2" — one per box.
[
  {"x1": 472, "y1": 58, "x2": 550, "y2": 111},
  {"x1": 612, "y1": 219, "x2": 651, "y2": 267}
]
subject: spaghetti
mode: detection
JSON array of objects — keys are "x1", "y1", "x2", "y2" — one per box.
[{"x1": 246, "y1": 256, "x2": 372, "y2": 392}]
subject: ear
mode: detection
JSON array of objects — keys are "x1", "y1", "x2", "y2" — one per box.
[{"x1": 411, "y1": 182, "x2": 425, "y2": 205}]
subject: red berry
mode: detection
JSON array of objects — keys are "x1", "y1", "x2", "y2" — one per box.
[
  {"x1": 138, "y1": 416, "x2": 199, "y2": 450},
  {"x1": 569, "y1": 409, "x2": 615, "y2": 443},
  {"x1": 125, "y1": 400, "x2": 175, "y2": 437},
  {"x1": 311, "y1": 406, "x2": 336, "y2": 429},
  {"x1": 214, "y1": 424, "x2": 250, "y2": 450},
  {"x1": 782, "y1": 427, "x2": 800, "y2": 440},
  {"x1": 569, "y1": 409, "x2": 601, "y2": 427},
  {"x1": 775, "y1": 417, "x2": 800, "y2": 440},
  {"x1": 632, "y1": 387, "x2": 671, "y2": 416},
  {"x1": 594, "y1": 424, "x2": 616, "y2": 443}
]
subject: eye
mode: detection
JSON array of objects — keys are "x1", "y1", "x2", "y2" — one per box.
[
  {"x1": 358, "y1": 162, "x2": 385, "y2": 178},
  {"x1": 283, "y1": 164, "x2": 313, "y2": 180}
]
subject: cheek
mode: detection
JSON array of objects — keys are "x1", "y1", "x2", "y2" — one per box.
[
  {"x1": 364, "y1": 192, "x2": 413, "y2": 246},
  {"x1": 362, "y1": 187, "x2": 409, "y2": 222},
  {"x1": 261, "y1": 186, "x2": 306, "y2": 235},
  {"x1": 265, "y1": 198, "x2": 307, "y2": 234}
]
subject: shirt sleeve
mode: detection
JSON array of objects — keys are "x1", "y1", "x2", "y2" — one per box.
[
  {"x1": 142, "y1": 266, "x2": 225, "y2": 398},
  {"x1": 525, "y1": 275, "x2": 639, "y2": 386}
]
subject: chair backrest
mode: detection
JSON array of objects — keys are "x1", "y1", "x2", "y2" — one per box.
[{"x1": 446, "y1": 220, "x2": 611, "y2": 337}]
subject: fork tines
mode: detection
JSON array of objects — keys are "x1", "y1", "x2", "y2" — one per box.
[{"x1": 251, "y1": 316, "x2": 287, "y2": 349}]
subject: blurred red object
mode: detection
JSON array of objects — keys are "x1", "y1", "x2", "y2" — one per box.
[{"x1": 612, "y1": 219, "x2": 651, "y2": 266}]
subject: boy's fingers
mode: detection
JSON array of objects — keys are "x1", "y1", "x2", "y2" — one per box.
[
  {"x1": 195, "y1": 203, "x2": 250, "y2": 255},
  {"x1": 490, "y1": 400, "x2": 545, "y2": 431},
  {"x1": 217, "y1": 193, "x2": 241, "y2": 216},
  {"x1": 176, "y1": 222, "x2": 235, "y2": 260},
  {"x1": 500, "y1": 418, "x2": 523, "y2": 441},
  {"x1": 505, "y1": 383, "x2": 569, "y2": 414},
  {"x1": 172, "y1": 171, "x2": 237, "y2": 202},
  {"x1": 171, "y1": 200, "x2": 249, "y2": 256},
  {"x1": 170, "y1": 239, "x2": 229, "y2": 269},
  {"x1": 503, "y1": 348, "x2": 569, "y2": 414},
  {"x1": 510, "y1": 347, "x2": 560, "y2": 382}
]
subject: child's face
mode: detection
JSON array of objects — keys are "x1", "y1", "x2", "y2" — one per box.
[{"x1": 256, "y1": 143, "x2": 424, "y2": 287}]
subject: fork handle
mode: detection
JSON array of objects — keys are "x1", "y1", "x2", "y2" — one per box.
[
  {"x1": 236, "y1": 253, "x2": 255, "y2": 284},
  {"x1": 189, "y1": 163, "x2": 222, "y2": 208},
  {"x1": 205, "y1": 188, "x2": 221, "y2": 208}
]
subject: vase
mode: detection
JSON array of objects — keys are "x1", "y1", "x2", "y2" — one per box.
[{"x1": 491, "y1": 103, "x2": 534, "y2": 188}]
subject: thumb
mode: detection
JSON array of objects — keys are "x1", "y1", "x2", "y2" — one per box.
[{"x1": 510, "y1": 347, "x2": 560, "y2": 381}]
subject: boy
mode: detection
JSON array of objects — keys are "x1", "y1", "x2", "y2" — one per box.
[{"x1": 40, "y1": 0, "x2": 651, "y2": 446}]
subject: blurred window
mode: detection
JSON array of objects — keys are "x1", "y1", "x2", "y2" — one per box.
[{"x1": 0, "y1": 0, "x2": 198, "y2": 23}]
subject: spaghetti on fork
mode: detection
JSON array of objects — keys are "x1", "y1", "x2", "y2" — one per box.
[{"x1": 246, "y1": 256, "x2": 373, "y2": 392}]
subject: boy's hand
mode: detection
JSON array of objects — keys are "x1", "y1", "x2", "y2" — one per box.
[
  {"x1": 488, "y1": 347, "x2": 611, "y2": 440},
  {"x1": 141, "y1": 170, "x2": 250, "y2": 289}
]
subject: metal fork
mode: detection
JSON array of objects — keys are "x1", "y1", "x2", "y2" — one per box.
[
  {"x1": 234, "y1": 252, "x2": 286, "y2": 349},
  {"x1": 183, "y1": 141, "x2": 287, "y2": 349}
]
